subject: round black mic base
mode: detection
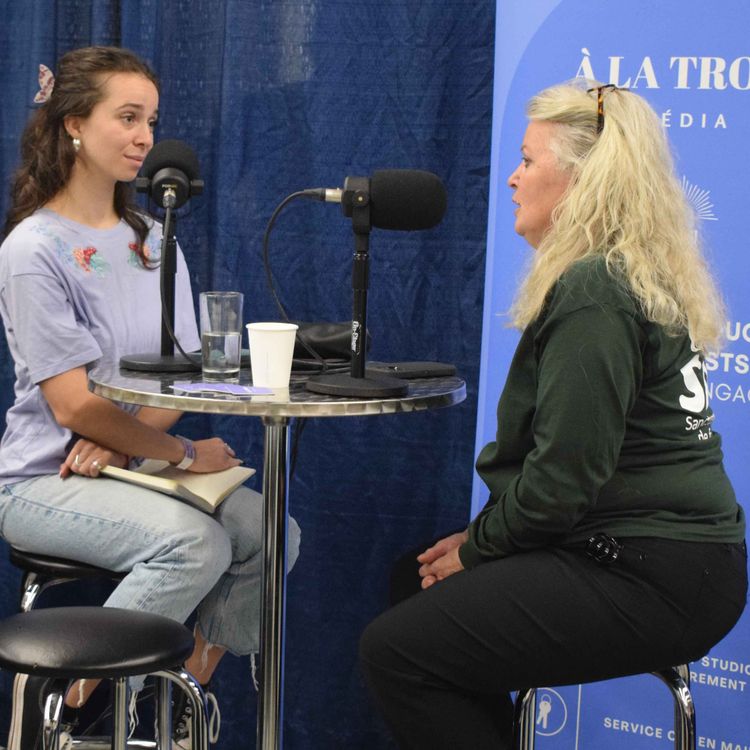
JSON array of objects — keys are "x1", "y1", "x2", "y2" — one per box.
[
  {"x1": 366, "y1": 361, "x2": 457, "y2": 379},
  {"x1": 119, "y1": 353, "x2": 201, "y2": 373},
  {"x1": 305, "y1": 372, "x2": 408, "y2": 398}
]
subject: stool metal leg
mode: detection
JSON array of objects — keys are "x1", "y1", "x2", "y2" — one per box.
[
  {"x1": 512, "y1": 666, "x2": 694, "y2": 750},
  {"x1": 19, "y1": 571, "x2": 74, "y2": 613},
  {"x1": 155, "y1": 676, "x2": 173, "y2": 750},
  {"x1": 513, "y1": 688, "x2": 537, "y2": 750},
  {"x1": 653, "y1": 667, "x2": 695, "y2": 750},
  {"x1": 676, "y1": 663, "x2": 691, "y2": 687},
  {"x1": 153, "y1": 669, "x2": 209, "y2": 750},
  {"x1": 19, "y1": 571, "x2": 42, "y2": 613},
  {"x1": 111, "y1": 677, "x2": 130, "y2": 750},
  {"x1": 42, "y1": 690, "x2": 64, "y2": 750}
]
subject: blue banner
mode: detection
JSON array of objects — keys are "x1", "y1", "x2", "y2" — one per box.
[{"x1": 476, "y1": 1, "x2": 750, "y2": 745}]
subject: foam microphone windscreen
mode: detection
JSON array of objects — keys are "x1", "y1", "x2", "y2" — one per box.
[
  {"x1": 370, "y1": 169, "x2": 447, "y2": 231},
  {"x1": 142, "y1": 139, "x2": 201, "y2": 181}
]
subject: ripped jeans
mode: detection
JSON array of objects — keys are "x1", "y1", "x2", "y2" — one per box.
[{"x1": 0, "y1": 473, "x2": 301, "y2": 656}]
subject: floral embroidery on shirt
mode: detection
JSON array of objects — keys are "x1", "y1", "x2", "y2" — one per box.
[
  {"x1": 31, "y1": 223, "x2": 109, "y2": 277},
  {"x1": 127, "y1": 240, "x2": 154, "y2": 267},
  {"x1": 72, "y1": 246, "x2": 107, "y2": 274}
]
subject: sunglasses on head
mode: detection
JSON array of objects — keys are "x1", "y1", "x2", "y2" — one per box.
[{"x1": 586, "y1": 83, "x2": 627, "y2": 135}]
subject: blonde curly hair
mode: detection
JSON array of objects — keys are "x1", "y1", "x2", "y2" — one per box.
[{"x1": 510, "y1": 80, "x2": 724, "y2": 352}]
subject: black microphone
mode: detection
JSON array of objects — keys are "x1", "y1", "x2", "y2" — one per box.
[
  {"x1": 135, "y1": 139, "x2": 204, "y2": 209},
  {"x1": 122, "y1": 140, "x2": 205, "y2": 373},
  {"x1": 303, "y1": 169, "x2": 447, "y2": 230}
]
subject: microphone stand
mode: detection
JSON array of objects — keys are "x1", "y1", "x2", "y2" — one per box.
[
  {"x1": 159, "y1": 203, "x2": 177, "y2": 359},
  {"x1": 120, "y1": 187, "x2": 201, "y2": 372},
  {"x1": 306, "y1": 178, "x2": 407, "y2": 397}
]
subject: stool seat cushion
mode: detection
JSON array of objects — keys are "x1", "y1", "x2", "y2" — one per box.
[
  {"x1": 10, "y1": 547, "x2": 125, "y2": 581},
  {"x1": 0, "y1": 607, "x2": 194, "y2": 678}
]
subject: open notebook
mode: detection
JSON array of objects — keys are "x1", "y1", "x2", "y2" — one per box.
[{"x1": 100, "y1": 460, "x2": 255, "y2": 514}]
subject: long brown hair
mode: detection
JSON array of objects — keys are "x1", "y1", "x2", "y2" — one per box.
[{"x1": 3, "y1": 46, "x2": 159, "y2": 266}]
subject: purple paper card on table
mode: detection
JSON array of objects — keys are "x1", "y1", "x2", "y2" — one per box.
[{"x1": 171, "y1": 382, "x2": 274, "y2": 396}]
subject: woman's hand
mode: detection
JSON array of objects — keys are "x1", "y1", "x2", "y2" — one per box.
[
  {"x1": 417, "y1": 529, "x2": 468, "y2": 589},
  {"x1": 60, "y1": 438, "x2": 128, "y2": 478},
  {"x1": 186, "y1": 438, "x2": 242, "y2": 474}
]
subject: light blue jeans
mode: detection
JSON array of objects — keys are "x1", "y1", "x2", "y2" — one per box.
[{"x1": 0, "y1": 474, "x2": 300, "y2": 656}]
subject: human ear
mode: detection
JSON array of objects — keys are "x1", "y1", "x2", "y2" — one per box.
[{"x1": 63, "y1": 115, "x2": 83, "y2": 141}]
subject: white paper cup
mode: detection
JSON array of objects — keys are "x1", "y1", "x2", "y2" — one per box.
[{"x1": 246, "y1": 322, "x2": 298, "y2": 388}]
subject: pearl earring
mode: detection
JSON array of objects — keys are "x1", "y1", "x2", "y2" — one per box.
[{"x1": 72, "y1": 137, "x2": 81, "y2": 152}]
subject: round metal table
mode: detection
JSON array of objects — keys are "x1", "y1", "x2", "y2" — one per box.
[{"x1": 89, "y1": 365, "x2": 466, "y2": 750}]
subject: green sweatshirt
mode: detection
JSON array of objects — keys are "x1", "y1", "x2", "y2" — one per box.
[{"x1": 460, "y1": 257, "x2": 745, "y2": 570}]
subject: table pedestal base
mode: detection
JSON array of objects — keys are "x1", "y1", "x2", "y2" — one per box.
[{"x1": 257, "y1": 416, "x2": 289, "y2": 750}]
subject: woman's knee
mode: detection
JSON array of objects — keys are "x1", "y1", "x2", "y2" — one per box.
[
  {"x1": 359, "y1": 608, "x2": 405, "y2": 676},
  {"x1": 359, "y1": 617, "x2": 385, "y2": 678},
  {"x1": 175, "y1": 516, "x2": 233, "y2": 582}
]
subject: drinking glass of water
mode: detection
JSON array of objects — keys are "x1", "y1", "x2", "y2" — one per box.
[{"x1": 199, "y1": 291, "x2": 244, "y2": 381}]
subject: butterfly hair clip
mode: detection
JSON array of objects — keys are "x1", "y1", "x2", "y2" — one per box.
[{"x1": 34, "y1": 64, "x2": 55, "y2": 104}]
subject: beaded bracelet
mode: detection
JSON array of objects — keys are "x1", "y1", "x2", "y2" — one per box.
[{"x1": 174, "y1": 435, "x2": 196, "y2": 470}]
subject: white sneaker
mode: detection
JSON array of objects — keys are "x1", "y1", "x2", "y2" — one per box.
[{"x1": 172, "y1": 687, "x2": 220, "y2": 750}]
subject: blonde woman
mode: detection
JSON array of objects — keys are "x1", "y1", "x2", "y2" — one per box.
[{"x1": 360, "y1": 81, "x2": 747, "y2": 749}]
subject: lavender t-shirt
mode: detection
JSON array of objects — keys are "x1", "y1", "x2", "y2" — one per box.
[{"x1": 0, "y1": 209, "x2": 200, "y2": 485}]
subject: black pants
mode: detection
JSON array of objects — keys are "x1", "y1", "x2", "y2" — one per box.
[{"x1": 360, "y1": 538, "x2": 747, "y2": 750}]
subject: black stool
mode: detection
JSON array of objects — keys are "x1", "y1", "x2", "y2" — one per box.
[
  {"x1": 513, "y1": 664, "x2": 695, "y2": 750},
  {"x1": 9, "y1": 547, "x2": 126, "y2": 613},
  {"x1": 0, "y1": 606, "x2": 208, "y2": 750}
]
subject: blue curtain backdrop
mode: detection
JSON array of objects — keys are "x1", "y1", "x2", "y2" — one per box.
[{"x1": 0, "y1": 1, "x2": 494, "y2": 748}]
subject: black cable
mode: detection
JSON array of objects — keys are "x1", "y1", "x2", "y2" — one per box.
[
  {"x1": 289, "y1": 417, "x2": 308, "y2": 478},
  {"x1": 261, "y1": 191, "x2": 329, "y2": 372},
  {"x1": 143, "y1": 202, "x2": 202, "y2": 367},
  {"x1": 262, "y1": 190, "x2": 351, "y2": 478},
  {"x1": 159, "y1": 257, "x2": 201, "y2": 366},
  {"x1": 261, "y1": 191, "x2": 303, "y2": 322}
]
